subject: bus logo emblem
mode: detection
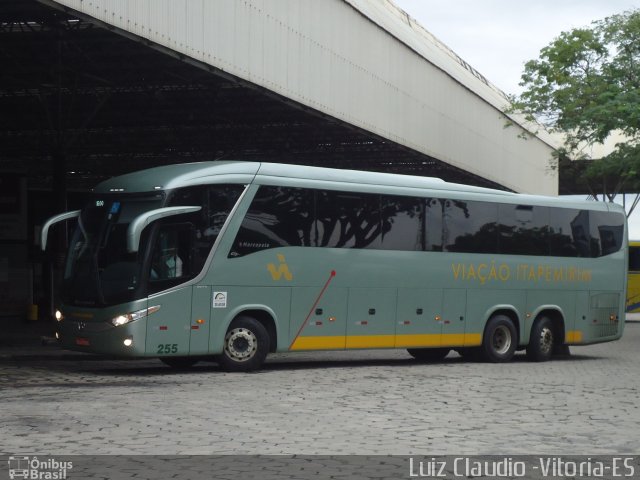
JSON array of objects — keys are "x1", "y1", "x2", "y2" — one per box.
[{"x1": 267, "y1": 254, "x2": 293, "y2": 281}]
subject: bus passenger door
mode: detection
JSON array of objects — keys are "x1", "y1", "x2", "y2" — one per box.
[
  {"x1": 289, "y1": 287, "x2": 348, "y2": 351},
  {"x1": 145, "y1": 286, "x2": 192, "y2": 356},
  {"x1": 395, "y1": 288, "x2": 442, "y2": 348},
  {"x1": 145, "y1": 222, "x2": 194, "y2": 356}
]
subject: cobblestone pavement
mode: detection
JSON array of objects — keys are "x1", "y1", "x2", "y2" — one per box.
[{"x1": 1, "y1": 324, "x2": 639, "y2": 456}]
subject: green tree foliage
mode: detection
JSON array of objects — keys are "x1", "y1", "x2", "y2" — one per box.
[{"x1": 511, "y1": 10, "x2": 640, "y2": 214}]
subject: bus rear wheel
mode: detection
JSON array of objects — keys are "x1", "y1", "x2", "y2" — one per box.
[
  {"x1": 481, "y1": 315, "x2": 517, "y2": 362},
  {"x1": 407, "y1": 348, "x2": 450, "y2": 361},
  {"x1": 219, "y1": 316, "x2": 269, "y2": 372},
  {"x1": 527, "y1": 316, "x2": 555, "y2": 362}
]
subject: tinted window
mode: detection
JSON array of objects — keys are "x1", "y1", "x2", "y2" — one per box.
[
  {"x1": 499, "y1": 204, "x2": 550, "y2": 256},
  {"x1": 169, "y1": 184, "x2": 244, "y2": 270},
  {"x1": 316, "y1": 191, "x2": 381, "y2": 249},
  {"x1": 549, "y1": 209, "x2": 590, "y2": 257},
  {"x1": 425, "y1": 198, "x2": 443, "y2": 252},
  {"x1": 232, "y1": 186, "x2": 314, "y2": 256},
  {"x1": 444, "y1": 200, "x2": 498, "y2": 253},
  {"x1": 590, "y1": 211, "x2": 624, "y2": 257},
  {"x1": 380, "y1": 195, "x2": 424, "y2": 251}
]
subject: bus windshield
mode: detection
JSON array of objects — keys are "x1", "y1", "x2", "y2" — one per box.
[{"x1": 61, "y1": 193, "x2": 164, "y2": 307}]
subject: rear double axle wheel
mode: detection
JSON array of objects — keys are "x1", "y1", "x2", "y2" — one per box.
[
  {"x1": 480, "y1": 315, "x2": 517, "y2": 362},
  {"x1": 527, "y1": 316, "x2": 555, "y2": 362}
]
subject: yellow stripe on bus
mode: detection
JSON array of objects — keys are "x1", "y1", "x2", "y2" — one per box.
[
  {"x1": 290, "y1": 333, "x2": 483, "y2": 351},
  {"x1": 289, "y1": 336, "x2": 346, "y2": 350}
]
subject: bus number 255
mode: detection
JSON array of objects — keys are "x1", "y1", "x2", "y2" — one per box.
[{"x1": 157, "y1": 344, "x2": 178, "y2": 354}]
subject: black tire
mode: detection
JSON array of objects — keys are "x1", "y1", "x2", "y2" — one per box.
[
  {"x1": 407, "y1": 348, "x2": 450, "y2": 361},
  {"x1": 480, "y1": 315, "x2": 517, "y2": 362},
  {"x1": 160, "y1": 357, "x2": 198, "y2": 369},
  {"x1": 527, "y1": 316, "x2": 555, "y2": 362},
  {"x1": 219, "y1": 316, "x2": 270, "y2": 372}
]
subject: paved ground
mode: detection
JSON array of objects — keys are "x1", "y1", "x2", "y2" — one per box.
[{"x1": 1, "y1": 321, "x2": 639, "y2": 456}]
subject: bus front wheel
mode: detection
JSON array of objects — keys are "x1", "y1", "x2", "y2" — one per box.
[
  {"x1": 526, "y1": 316, "x2": 555, "y2": 362},
  {"x1": 219, "y1": 316, "x2": 269, "y2": 372},
  {"x1": 481, "y1": 315, "x2": 517, "y2": 362}
]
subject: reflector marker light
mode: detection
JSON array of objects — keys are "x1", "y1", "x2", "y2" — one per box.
[{"x1": 159, "y1": 326, "x2": 168, "y2": 331}]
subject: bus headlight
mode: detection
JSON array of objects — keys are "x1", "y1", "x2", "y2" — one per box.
[{"x1": 110, "y1": 305, "x2": 160, "y2": 327}]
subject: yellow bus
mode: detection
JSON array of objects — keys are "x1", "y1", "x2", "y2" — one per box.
[{"x1": 627, "y1": 241, "x2": 640, "y2": 320}]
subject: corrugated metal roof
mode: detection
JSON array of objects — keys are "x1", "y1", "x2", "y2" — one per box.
[{"x1": 43, "y1": 0, "x2": 559, "y2": 195}]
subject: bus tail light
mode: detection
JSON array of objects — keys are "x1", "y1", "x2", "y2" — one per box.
[{"x1": 110, "y1": 305, "x2": 161, "y2": 327}]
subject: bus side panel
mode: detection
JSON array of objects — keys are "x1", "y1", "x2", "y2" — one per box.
[
  {"x1": 345, "y1": 288, "x2": 397, "y2": 349},
  {"x1": 573, "y1": 291, "x2": 589, "y2": 344},
  {"x1": 146, "y1": 286, "x2": 192, "y2": 356},
  {"x1": 585, "y1": 291, "x2": 623, "y2": 343},
  {"x1": 208, "y1": 286, "x2": 291, "y2": 354},
  {"x1": 442, "y1": 289, "x2": 468, "y2": 347},
  {"x1": 395, "y1": 288, "x2": 442, "y2": 348},
  {"x1": 189, "y1": 285, "x2": 212, "y2": 355},
  {"x1": 526, "y1": 290, "x2": 575, "y2": 345},
  {"x1": 289, "y1": 287, "x2": 348, "y2": 351},
  {"x1": 465, "y1": 289, "x2": 525, "y2": 345}
]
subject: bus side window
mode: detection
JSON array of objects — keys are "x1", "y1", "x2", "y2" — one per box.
[
  {"x1": 231, "y1": 186, "x2": 315, "y2": 257},
  {"x1": 498, "y1": 204, "x2": 549, "y2": 256},
  {"x1": 169, "y1": 184, "x2": 244, "y2": 268},
  {"x1": 443, "y1": 199, "x2": 498, "y2": 254},
  {"x1": 549, "y1": 209, "x2": 590, "y2": 257},
  {"x1": 315, "y1": 191, "x2": 381, "y2": 249},
  {"x1": 425, "y1": 198, "x2": 443, "y2": 252},
  {"x1": 589, "y1": 210, "x2": 624, "y2": 257},
  {"x1": 380, "y1": 195, "x2": 424, "y2": 251},
  {"x1": 149, "y1": 224, "x2": 193, "y2": 283}
]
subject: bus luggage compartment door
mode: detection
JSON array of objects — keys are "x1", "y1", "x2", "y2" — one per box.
[
  {"x1": 289, "y1": 287, "x2": 348, "y2": 351},
  {"x1": 346, "y1": 288, "x2": 397, "y2": 349},
  {"x1": 395, "y1": 288, "x2": 442, "y2": 348}
]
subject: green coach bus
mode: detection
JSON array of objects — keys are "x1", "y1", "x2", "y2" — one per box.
[{"x1": 42, "y1": 162, "x2": 627, "y2": 371}]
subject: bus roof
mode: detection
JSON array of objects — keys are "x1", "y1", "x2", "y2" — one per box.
[
  {"x1": 94, "y1": 161, "x2": 623, "y2": 214},
  {"x1": 96, "y1": 161, "x2": 510, "y2": 195}
]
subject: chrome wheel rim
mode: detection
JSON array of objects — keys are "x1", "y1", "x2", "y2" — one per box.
[
  {"x1": 538, "y1": 326, "x2": 554, "y2": 355},
  {"x1": 492, "y1": 325, "x2": 512, "y2": 355},
  {"x1": 224, "y1": 327, "x2": 258, "y2": 362}
]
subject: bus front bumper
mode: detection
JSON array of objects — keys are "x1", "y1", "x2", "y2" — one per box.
[{"x1": 56, "y1": 318, "x2": 147, "y2": 357}]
